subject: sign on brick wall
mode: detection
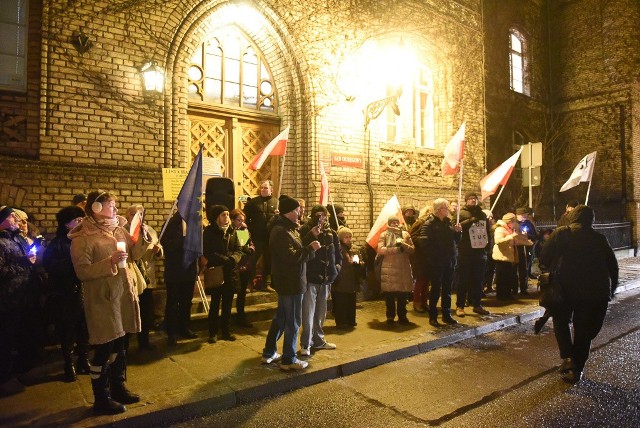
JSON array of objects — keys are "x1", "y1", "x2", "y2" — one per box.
[{"x1": 331, "y1": 152, "x2": 364, "y2": 168}]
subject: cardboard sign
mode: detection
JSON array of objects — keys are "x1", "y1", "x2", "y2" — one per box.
[{"x1": 469, "y1": 220, "x2": 488, "y2": 249}]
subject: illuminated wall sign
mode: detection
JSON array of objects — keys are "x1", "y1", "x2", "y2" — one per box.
[{"x1": 331, "y1": 152, "x2": 364, "y2": 168}]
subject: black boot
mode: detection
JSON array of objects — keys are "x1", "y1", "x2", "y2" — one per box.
[
  {"x1": 109, "y1": 351, "x2": 140, "y2": 404},
  {"x1": 63, "y1": 357, "x2": 77, "y2": 382},
  {"x1": 91, "y1": 364, "x2": 126, "y2": 415},
  {"x1": 137, "y1": 331, "x2": 156, "y2": 351},
  {"x1": 76, "y1": 351, "x2": 91, "y2": 375}
]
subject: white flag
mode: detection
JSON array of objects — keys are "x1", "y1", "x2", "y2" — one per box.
[{"x1": 560, "y1": 151, "x2": 597, "y2": 192}]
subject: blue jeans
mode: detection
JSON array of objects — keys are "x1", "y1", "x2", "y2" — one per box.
[
  {"x1": 301, "y1": 282, "x2": 330, "y2": 349},
  {"x1": 262, "y1": 294, "x2": 303, "y2": 365}
]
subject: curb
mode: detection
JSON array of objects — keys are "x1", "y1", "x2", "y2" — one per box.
[{"x1": 104, "y1": 307, "x2": 546, "y2": 428}]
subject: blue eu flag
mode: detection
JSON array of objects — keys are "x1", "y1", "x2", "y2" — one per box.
[{"x1": 177, "y1": 147, "x2": 203, "y2": 268}]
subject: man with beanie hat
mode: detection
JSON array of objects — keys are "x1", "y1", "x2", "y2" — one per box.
[
  {"x1": 455, "y1": 192, "x2": 492, "y2": 317},
  {"x1": 298, "y1": 205, "x2": 342, "y2": 355},
  {"x1": 262, "y1": 196, "x2": 321, "y2": 370},
  {"x1": 43, "y1": 206, "x2": 90, "y2": 382},
  {"x1": 0, "y1": 206, "x2": 32, "y2": 396},
  {"x1": 541, "y1": 205, "x2": 618, "y2": 384}
]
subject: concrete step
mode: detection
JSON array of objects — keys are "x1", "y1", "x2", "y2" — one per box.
[{"x1": 189, "y1": 290, "x2": 280, "y2": 331}]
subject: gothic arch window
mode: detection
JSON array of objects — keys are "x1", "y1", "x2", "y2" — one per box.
[
  {"x1": 187, "y1": 26, "x2": 276, "y2": 112},
  {"x1": 372, "y1": 64, "x2": 435, "y2": 149},
  {"x1": 509, "y1": 29, "x2": 529, "y2": 96}
]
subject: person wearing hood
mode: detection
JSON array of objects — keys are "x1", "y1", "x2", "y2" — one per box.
[
  {"x1": 43, "y1": 205, "x2": 90, "y2": 382},
  {"x1": 69, "y1": 190, "x2": 150, "y2": 414},
  {"x1": 540, "y1": 205, "x2": 618, "y2": 384},
  {"x1": 402, "y1": 206, "x2": 418, "y2": 229},
  {"x1": 202, "y1": 205, "x2": 243, "y2": 344}
]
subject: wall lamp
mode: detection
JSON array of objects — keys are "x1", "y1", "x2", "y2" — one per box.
[{"x1": 140, "y1": 61, "x2": 164, "y2": 96}]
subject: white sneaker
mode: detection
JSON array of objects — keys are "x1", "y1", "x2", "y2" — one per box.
[
  {"x1": 261, "y1": 352, "x2": 282, "y2": 364},
  {"x1": 312, "y1": 341, "x2": 337, "y2": 350},
  {"x1": 279, "y1": 359, "x2": 309, "y2": 371},
  {"x1": 299, "y1": 348, "x2": 311, "y2": 356}
]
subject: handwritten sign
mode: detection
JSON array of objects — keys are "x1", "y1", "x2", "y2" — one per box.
[{"x1": 469, "y1": 220, "x2": 488, "y2": 249}]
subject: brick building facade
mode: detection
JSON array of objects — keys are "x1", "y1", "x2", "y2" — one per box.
[{"x1": 1, "y1": 0, "x2": 639, "y2": 246}]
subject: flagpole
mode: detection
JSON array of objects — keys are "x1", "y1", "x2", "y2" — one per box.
[
  {"x1": 158, "y1": 199, "x2": 178, "y2": 242},
  {"x1": 584, "y1": 152, "x2": 596, "y2": 205},
  {"x1": 456, "y1": 158, "x2": 464, "y2": 224},
  {"x1": 276, "y1": 154, "x2": 287, "y2": 202},
  {"x1": 490, "y1": 185, "x2": 507, "y2": 213}
]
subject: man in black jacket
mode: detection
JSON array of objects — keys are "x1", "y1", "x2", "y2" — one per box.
[
  {"x1": 419, "y1": 198, "x2": 462, "y2": 327},
  {"x1": 261, "y1": 196, "x2": 320, "y2": 371},
  {"x1": 244, "y1": 180, "x2": 278, "y2": 291},
  {"x1": 455, "y1": 193, "x2": 491, "y2": 317},
  {"x1": 540, "y1": 205, "x2": 618, "y2": 383}
]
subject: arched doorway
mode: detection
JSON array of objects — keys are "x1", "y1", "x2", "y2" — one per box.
[{"x1": 186, "y1": 26, "x2": 282, "y2": 206}]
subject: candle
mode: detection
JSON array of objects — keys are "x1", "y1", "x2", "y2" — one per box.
[{"x1": 116, "y1": 241, "x2": 127, "y2": 268}]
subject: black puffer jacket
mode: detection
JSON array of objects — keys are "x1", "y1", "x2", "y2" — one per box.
[
  {"x1": 0, "y1": 229, "x2": 32, "y2": 312},
  {"x1": 202, "y1": 224, "x2": 243, "y2": 291},
  {"x1": 540, "y1": 205, "x2": 618, "y2": 301},
  {"x1": 269, "y1": 216, "x2": 316, "y2": 295},
  {"x1": 418, "y1": 214, "x2": 461, "y2": 270},
  {"x1": 244, "y1": 195, "x2": 278, "y2": 244},
  {"x1": 299, "y1": 219, "x2": 342, "y2": 285},
  {"x1": 160, "y1": 213, "x2": 197, "y2": 284},
  {"x1": 43, "y1": 234, "x2": 82, "y2": 296}
]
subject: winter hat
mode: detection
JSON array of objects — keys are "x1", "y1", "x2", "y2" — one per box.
[
  {"x1": 464, "y1": 192, "x2": 478, "y2": 201},
  {"x1": 402, "y1": 205, "x2": 417, "y2": 215},
  {"x1": 56, "y1": 206, "x2": 85, "y2": 227},
  {"x1": 515, "y1": 207, "x2": 528, "y2": 215},
  {"x1": 327, "y1": 204, "x2": 345, "y2": 215},
  {"x1": 0, "y1": 206, "x2": 14, "y2": 224},
  {"x1": 387, "y1": 215, "x2": 400, "y2": 226},
  {"x1": 278, "y1": 195, "x2": 300, "y2": 214},
  {"x1": 207, "y1": 204, "x2": 229, "y2": 222},
  {"x1": 501, "y1": 213, "x2": 516, "y2": 223},
  {"x1": 337, "y1": 226, "x2": 352, "y2": 241},
  {"x1": 72, "y1": 193, "x2": 87, "y2": 205},
  {"x1": 311, "y1": 204, "x2": 328, "y2": 217}
]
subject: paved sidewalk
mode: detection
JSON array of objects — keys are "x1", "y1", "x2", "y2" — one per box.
[{"x1": 2, "y1": 257, "x2": 639, "y2": 428}]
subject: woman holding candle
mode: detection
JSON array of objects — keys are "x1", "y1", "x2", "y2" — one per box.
[{"x1": 69, "y1": 190, "x2": 149, "y2": 415}]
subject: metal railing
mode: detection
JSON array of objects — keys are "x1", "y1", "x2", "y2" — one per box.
[{"x1": 535, "y1": 221, "x2": 633, "y2": 250}]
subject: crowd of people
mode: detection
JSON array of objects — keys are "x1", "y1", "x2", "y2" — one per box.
[{"x1": 0, "y1": 182, "x2": 619, "y2": 409}]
